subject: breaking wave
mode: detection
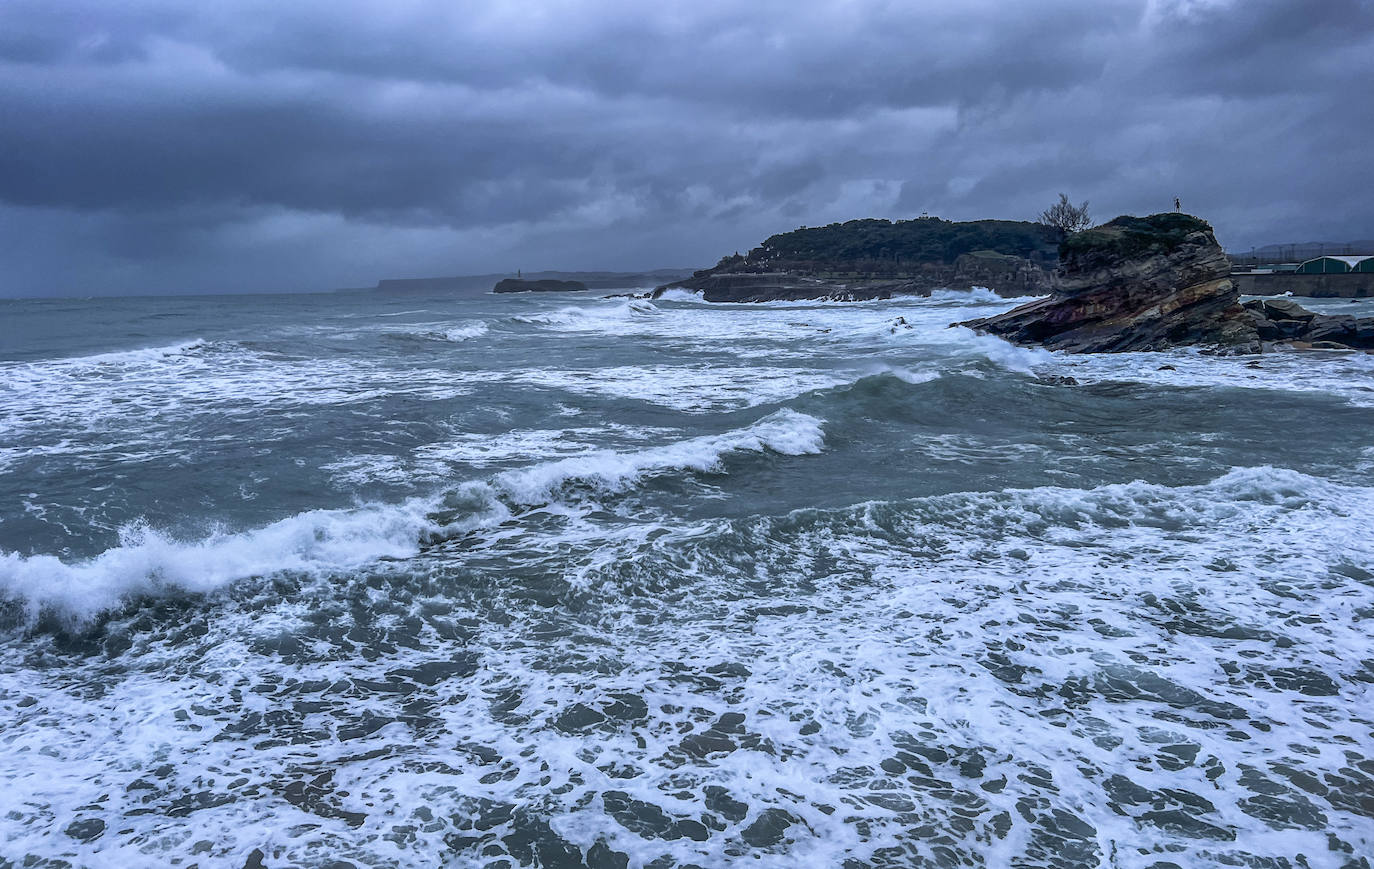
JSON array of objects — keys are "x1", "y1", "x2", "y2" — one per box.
[
  {"x1": 0, "y1": 411, "x2": 826, "y2": 623},
  {"x1": 487, "y1": 409, "x2": 824, "y2": 504},
  {"x1": 0, "y1": 500, "x2": 439, "y2": 625}
]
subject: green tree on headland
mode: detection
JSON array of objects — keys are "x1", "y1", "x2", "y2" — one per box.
[{"x1": 1039, "y1": 193, "x2": 1092, "y2": 235}]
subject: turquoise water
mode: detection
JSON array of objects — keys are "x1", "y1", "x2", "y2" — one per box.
[{"x1": 1, "y1": 288, "x2": 1372, "y2": 867}]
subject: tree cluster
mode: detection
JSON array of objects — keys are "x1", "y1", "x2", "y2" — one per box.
[
  {"x1": 1038, "y1": 194, "x2": 1092, "y2": 234},
  {"x1": 736, "y1": 218, "x2": 1060, "y2": 271}
]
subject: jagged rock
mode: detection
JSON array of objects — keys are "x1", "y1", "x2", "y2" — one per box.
[
  {"x1": 1248, "y1": 298, "x2": 1317, "y2": 323},
  {"x1": 960, "y1": 214, "x2": 1261, "y2": 353},
  {"x1": 1240, "y1": 300, "x2": 1374, "y2": 350},
  {"x1": 493, "y1": 278, "x2": 588, "y2": 293}
]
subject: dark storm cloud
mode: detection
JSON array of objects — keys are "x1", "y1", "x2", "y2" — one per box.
[{"x1": 0, "y1": 0, "x2": 1371, "y2": 296}]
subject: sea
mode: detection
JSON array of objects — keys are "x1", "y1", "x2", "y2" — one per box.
[{"x1": 1, "y1": 287, "x2": 1373, "y2": 868}]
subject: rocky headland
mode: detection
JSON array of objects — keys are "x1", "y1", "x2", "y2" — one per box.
[
  {"x1": 493, "y1": 278, "x2": 589, "y2": 294},
  {"x1": 655, "y1": 218, "x2": 1059, "y2": 302},
  {"x1": 960, "y1": 213, "x2": 1374, "y2": 353}
]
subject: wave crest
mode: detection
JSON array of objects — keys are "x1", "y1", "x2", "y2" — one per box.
[
  {"x1": 490, "y1": 409, "x2": 825, "y2": 505},
  {"x1": 0, "y1": 500, "x2": 438, "y2": 625}
]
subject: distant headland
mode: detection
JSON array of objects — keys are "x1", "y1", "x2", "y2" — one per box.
[
  {"x1": 370, "y1": 269, "x2": 698, "y2": 294},
  {"x1": 493, "y1": 277, "x2": 588, "y2": 293},
  {"x1": 656, "y1": 217, "x2": 1060, "y2": 302},
  {"x1": 658, "y1": 211, "x2": 1374, "y2": 354}
]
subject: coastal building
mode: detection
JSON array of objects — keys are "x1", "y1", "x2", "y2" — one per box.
[{"x1": 1295, "y1": 254, "x2": 1374, "y2": 274}]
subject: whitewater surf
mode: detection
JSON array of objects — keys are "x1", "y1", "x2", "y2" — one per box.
[{"x1": 1, "y1": 288, "x2": 1371, "y2": 867}]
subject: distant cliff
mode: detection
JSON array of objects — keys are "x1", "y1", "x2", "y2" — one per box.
[
  {"x1": 493, "y1": 278, "x2": 588, "y2": 293},
  {"x1": 374, "y1": 269, "x2": 697, "y2": 294},
  {"x1": 657, "y1": 217, "x2": 1060, "y2": 302}
]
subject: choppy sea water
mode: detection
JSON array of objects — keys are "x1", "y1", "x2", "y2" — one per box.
[{"x1": 1, "y1": 287, "x2": 1372, "y2": 868}]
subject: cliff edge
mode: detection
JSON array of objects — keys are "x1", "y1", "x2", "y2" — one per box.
[{"x1": 960, "y1": 214, "x2": 1262, "y2": 352}]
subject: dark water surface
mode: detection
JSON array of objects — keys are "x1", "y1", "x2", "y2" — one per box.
[{"x1": 1, "y1": 288, "x2": 1372, "y2": 867}]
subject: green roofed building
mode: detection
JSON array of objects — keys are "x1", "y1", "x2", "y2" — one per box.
[{"x1": 1296, "y1": 255, "x2": 1374, "y2": 274}]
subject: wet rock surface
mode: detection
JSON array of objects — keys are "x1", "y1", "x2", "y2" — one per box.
[
  {"x1": 962, "y1": 213, "x2": 1263, "y2": 353},
  {"x1": 1243, "y1": 298, "x2": 1374, "y2": 349},
  {"x1": 963, "y1": 213, "x2": 1374, "y2": 354}
]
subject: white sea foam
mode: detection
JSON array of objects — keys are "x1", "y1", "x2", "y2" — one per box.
[
  {"x1": 0, "y1": 340, "x2": 480, "y2": 471},
  {"x1": 415, "y1": 423, "x2": 673, "y2": 468},
  {"x1": 513, "y1": 299, "x2": 661, "y2": 332},
  {"x1": 6, "y1": 466, "x2": 1365, "y2": 866},
  {"x1": 490, "y1": 409, "x2": 825, "y2": 504},
  {"x1": 0, "y1": 499, "x2": 438, "y2": 623},
  {"x1": 511, "y1": 365, "x2": 847, "y2": 412},
  {"x1": 42, "y1": 338, "x2": 213, "y2": 366},
  {"x1": 855, "y1": 361, "x2": 943, "y2": 385},
  {"x1": 653, "y1": 288, "x2": 705, "y2": 302},
  {"x1": 321, "y1": 425, "x2": 677, "y2": 488},
  {"x1": 6, "y1": 290, "x2": 1374, "y2": 868},
  {"x1": 1047, "y1": 345, "x2": 1374, "y2": 407},
  {"x1": 936, "y1": 326, "x2": 1056, "y2": 375},
  {"x1": 3, "y1": 414, "x2": 824, "y2": 621},
  {"x1": 927, "y1": 286, "x2": 1008, "y2": 303},
  {"x1": 399, "y1": 320, "x2": 488, "y2": 342}
]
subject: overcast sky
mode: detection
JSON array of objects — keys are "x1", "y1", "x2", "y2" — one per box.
[{"x1": 1, "y1": 0, "x2": 1371, "y2": 296}]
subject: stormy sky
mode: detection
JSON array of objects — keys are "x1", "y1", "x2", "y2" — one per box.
[{"x1": 1, "y1": 0, "x2": 1371, "y2": 297}]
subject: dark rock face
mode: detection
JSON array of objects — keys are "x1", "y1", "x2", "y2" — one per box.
[
  {"x1": 1242, "y1": 299, "x2": 1374, "y2": 349},
  {"x1": 961, "y1": 214, "x2": 1263, "y2": 353},
  {"x1": 493, "y1": 278, "x2": 589, "y2": 293}
]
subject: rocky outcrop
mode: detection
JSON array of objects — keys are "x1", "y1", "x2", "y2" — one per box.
[
  {"x1": 961, "y1": 214, "x2": 1263, "y2": 353},
  {"x1": 1242, "y1": 298, "x2": 1374, "y2": 349},
  {"x1": 493, "y1": 278, "x2": 588, "y2": 293}
]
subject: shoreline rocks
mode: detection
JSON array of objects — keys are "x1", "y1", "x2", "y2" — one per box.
[
  {"x1": 960, "y1": 214, "x2": 1262, "y2": 353},
  {"x1": 960, "y1": 213, "x2": 1374, "y2": 354},
  {"x1": 1243, "y1": 297, "x2": 1374, "y2": 349}
]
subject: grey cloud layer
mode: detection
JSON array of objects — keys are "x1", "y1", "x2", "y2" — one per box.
[{"x1": 1, "y1": 0, "x2": 1370, "y2": 295}]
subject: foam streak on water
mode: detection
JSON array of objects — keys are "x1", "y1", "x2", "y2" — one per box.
[{"x1": 1, "y1": 288, "x2": 1372, "y2": 868}]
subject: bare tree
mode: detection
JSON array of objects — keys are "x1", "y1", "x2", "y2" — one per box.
[{"x1": 1038, "y1": 193, "x2": 1092, "y2": 234}]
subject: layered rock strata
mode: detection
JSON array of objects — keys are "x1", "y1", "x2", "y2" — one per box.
[
  {"x1": 962, "y1": 213, "x2": 1374, "y2": 353},
  {"x1": 961, "y1": 214, "x2": 1262, "y2": 353}
]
